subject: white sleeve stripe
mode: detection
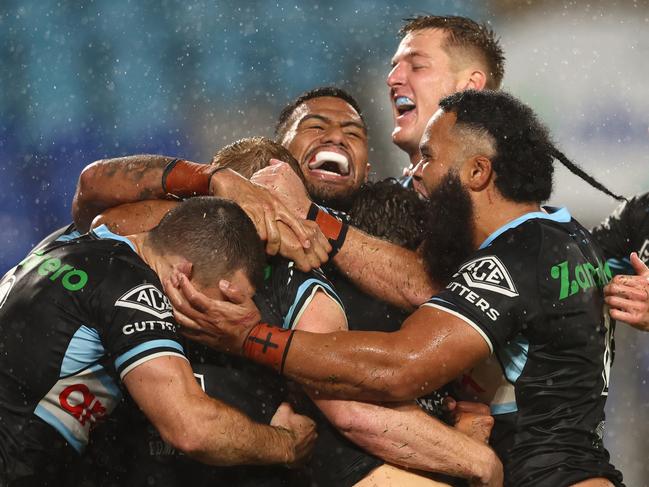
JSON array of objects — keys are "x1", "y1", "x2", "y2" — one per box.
[
  {"x1": 291, "y1": 285, "x2": 348, "y2": 330},
  {"x1": 119, "y1": 352, "x2": 188, "y2": 380},
  {"x1": 421, "y1": 302, "x2": 494, "y2": 354}
]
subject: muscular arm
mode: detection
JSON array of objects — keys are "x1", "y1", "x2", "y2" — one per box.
[
  {"x1": 91, "y1": 200, "x2": 178, "y2": 234},
  {"x1": 295, "y1": 292, "x2": 497, "y2": 480},
  {"x1": 284, "y1": 305, "x2": 490, "y2": 402},
  {"x1": 250, "y1": 162, "x2": 436, "y2": 309},
  {"x1": 73, "y1": 155, "x2": 173, "y2": 232},
  {"x1": 332, "y1": 226, "x2": 437, "y2": 310},
  {"x1": 123, "y1": 355, "x2": 297, "y2": 466},
  {"x1": 168, "y1": 272, "x2": 490, "y2": 403}
]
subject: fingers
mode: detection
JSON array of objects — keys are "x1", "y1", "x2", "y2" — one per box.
[
  {"x1": 630, "y1": 252, "x2": 649, "y2": 277},
  {"x1": 264, "y1": 207, "x2": 281, "y2": 256},
  {"x1": 455, "y1": 400, "x2": 491, "y2": 416},
  {"x1": 275, "y1": 205, "x2": 311, "y2": 249},
  {"x1": 605, "y1": 281, "x2": 648, "y2": 301},
  {"x1": 219, "y1": 279, "x2": 246, "y2": 305},
  {"x1": 178, "y1": 274, "x2": 213, "y2": 313},
  {"x1": 164, "y1": 277, "x2": 209, "y2": 323},
  {"x1": 304, "y1": 222, "x2": 331, "y2": 263}
]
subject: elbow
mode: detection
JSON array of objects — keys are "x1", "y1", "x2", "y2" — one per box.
[
  {"x1": 73, "y1": 160, "x2": 104, "y2": 230},
  {"x1": 160, "y1": 423, "x2": 207, "y2": 459},
  {"x1": 381, "y1": 362, "x2": 428, "y2": 402}
]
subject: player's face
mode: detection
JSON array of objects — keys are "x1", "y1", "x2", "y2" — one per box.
[
  {"x1": 282, "y1": 97, "x2": 369, "y2": 209},
  {"x1": 387, "y1": 29, "x2": 461, "y2": 160},
  {"x1": 412, "y1": 109, "x2": 462, "y2": 198}
]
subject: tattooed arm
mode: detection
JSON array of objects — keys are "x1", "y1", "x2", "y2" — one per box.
[
  {"x1": 72, "y1": 155, "x2": 173, "y2": 232},
  {"x1": 72, "y1": 156, "x2": 323, "y2": 269}
]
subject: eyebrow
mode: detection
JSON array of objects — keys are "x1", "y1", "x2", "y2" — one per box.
[
  {"x1": 391, "y1": 50, "x2": 432, "y2": 66},
  {"x1": 298, "y1": 114, "x2": 367, "y2": 132}
]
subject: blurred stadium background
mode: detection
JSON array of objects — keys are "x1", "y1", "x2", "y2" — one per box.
[{"x1": 1, "y1": 0, "x2": 648, "y2": 484}]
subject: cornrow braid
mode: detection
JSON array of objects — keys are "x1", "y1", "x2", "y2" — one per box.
[{"x1": 550, "y1": 148, "x2": 627, "y2": 202}]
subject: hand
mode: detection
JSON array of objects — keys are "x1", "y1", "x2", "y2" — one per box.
[
  {"x1": 270, "y1": 402, "x2": 317, "y2": 468},
  {"x1": 448, "y1": 400, "x2": 494, "y2": 445},
  {"x1": 605, "y1": 252, "x2": 649, "y2": 331},
  {"x1": 275, "y1": 219, "x2": 331, "y2": 272},
  {"x1": 210, "y1": 168, "x2": 313, "y2": 253},
  {"x1": 251, "y1": 160, "x2": 312, "y2": 219},
  {"x1": 163, "y1": 273, "x2": 260, "y2": 354}
]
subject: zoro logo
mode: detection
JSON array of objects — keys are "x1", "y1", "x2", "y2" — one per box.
[
  {"x1": 457, "y1": 256, "x2": 518, "y2": 297},
  {"x1": 59, "y1": 383, "x2": 107, "y2": 427},
  {"x1": 639, "y1": 240, "x2": 649, "y2": 263},
  {"x1": 115, "y1": 284, "x2": 172, "y2": 319}
]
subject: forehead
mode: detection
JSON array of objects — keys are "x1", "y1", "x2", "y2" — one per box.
[
  {"x1": 291, "y1": 96, "x2": 363, "y2": 125},
  {"x1": 392, "y1": 28, "x2": 449, "y2": 62},
  {"x1": 422, "y1": 110, "x2": 458, "y2": 148}
]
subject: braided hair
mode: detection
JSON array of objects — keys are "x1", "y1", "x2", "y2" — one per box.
[{"x1": 439, "y1": 90, "x2": 626, "y2": 203}]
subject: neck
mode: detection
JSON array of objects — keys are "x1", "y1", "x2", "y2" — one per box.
[
  {"x1": 472, "y1": 197, "x2": 542, "y2": 248},
  {"x1": 128, "y1": 233, "x2": 162, "y2": 273}
]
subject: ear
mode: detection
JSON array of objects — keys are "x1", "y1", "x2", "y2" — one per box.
[
  {"x1": 173, "y1": 260, "x2": 193, "y2": 279},
  {"x1": 456, "y1": 69, "x2": 487, "y2": 92},
  {"x1": 464, "y1": 156, "x2": 492, "y2": 191},
  {"x1": 364, "y1": 162, "x2": 372, "y2": 182}
]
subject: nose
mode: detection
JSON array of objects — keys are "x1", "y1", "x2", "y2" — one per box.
[
  {"x1": 412, "y1": 159, "x2": 426, "y2": 180},
  {"x1": 386, "y1": 62, "x2": 405, "y2": 88},
  {"x1": 321, "y1": 124, "x2": 346, "y2": 147}
]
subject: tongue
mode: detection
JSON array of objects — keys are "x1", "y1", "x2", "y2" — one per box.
[{"x1": 308, "y1": 151, "x2": 349, "y2": 175}]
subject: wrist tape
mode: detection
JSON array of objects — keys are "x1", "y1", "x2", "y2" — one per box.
[
  {"x1": 307, "y1": 203, "x2": 349, "y2": 257},
  {"x1": 243, "y1": 323, "x2": 295, "y2": 374},
  {"x1": 162, "y1": 159, "x2": 221, "y2": 197}
]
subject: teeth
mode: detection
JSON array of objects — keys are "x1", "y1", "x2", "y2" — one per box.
[
  {"x1": 395, "y1": 96, "x2": 415, "y2": 109},
  {"x1": 308, "y1": 151, "x2": 350, "y2": 175}
]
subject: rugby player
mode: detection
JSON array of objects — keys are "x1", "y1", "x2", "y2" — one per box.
[
  {"x1": 170, "y1": 90, "x2": 625, "y2": 486},
  {"x1": 0, "y1": 197, "x2": 316, "y2": 486},
  {"x1": 74, "y1": 137, "x2": 503, "y2": 486}
]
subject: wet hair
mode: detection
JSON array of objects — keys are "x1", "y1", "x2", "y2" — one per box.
[
  {"x1": 210, "y1": 136, "x2": 305, "y2": 183},
  {"x1": 349, "y1": 178, "x2": 426, "y2": 250},
  {"x1": 400, "y1": 15, "x2": 505, "y2": 89},
  {"x1": 438, "y1": 90, "x2": 625, "y2": 203},
  {"x1": 148, "y1": 197, "x2": 265, "y2": 288},
  {"x1": 274, "y1": 86, "x2": 365, "y2": 142}
]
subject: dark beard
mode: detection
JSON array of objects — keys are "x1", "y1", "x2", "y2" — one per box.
[
  {"x1": 307, "y1": 182, "x2": 356, "y2": 212},
  {"x1": 421, "y1": 171, "x2": 476, "y2": 286}
]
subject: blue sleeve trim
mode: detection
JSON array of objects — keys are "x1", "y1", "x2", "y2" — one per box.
[
  {"x1": 490, "y1": 401, "x2": 518, "y2": 415},
  {"x1": 91, "y1": 224, "x2": 136, "y2": 252},
  {"x1": 283, "y1": 278, "x2": 343, "y2": 329},
  {"x1": 55, "y1": 230, "x2": 82, "y2": 242},
  {"x1": 607, "y1": 257, "x2": 632, "y2": 275},
  {"x1": 114, "y1": 339, "x2": 184, "y2": 370}
]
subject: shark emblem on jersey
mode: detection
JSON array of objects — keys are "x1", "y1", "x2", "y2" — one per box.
[
  {"x1": 115, "y1": 284, "x2": 173, "y2": 319},
  {"x1": 456, "y1": 256, "x2": 519, "y2": 298}
]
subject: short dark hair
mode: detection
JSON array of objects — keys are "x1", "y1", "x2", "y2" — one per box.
[
  {"x1": 211, "y1": 136, "x2": 305, "y2": 183},
  {"x1": 439, "y1": 90, "x2": 624, "y2": 203},
  {"x1": 148, "y1": 197, "x2": 265, "y2": 288},
  {"x1": 400, "y1": 15, "x2": 505, "y2": 90},
  {"x1": 349, "y1": 178, "x2": 426, "y2": 250},
  {"x1": 274, "y1": 86, "x2": 365, "y2": 142}
]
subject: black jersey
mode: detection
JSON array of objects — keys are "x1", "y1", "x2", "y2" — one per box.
[
  {"x1": 591, "y1": 192, "x2": 649, "y2": 274},
  {"x1": 111, "y1": 256, "x2": 351, "y2": 487},
  {"x1": 0, "y1": 225, "x2": 186, "y2": 484},
  {"x1": 422, "y1": 207, "x2": 623, "y2": 487}
]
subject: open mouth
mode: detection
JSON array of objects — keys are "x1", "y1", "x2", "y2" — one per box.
[
  {"x1": 308, "y1": 150, "x2": 350, "y2": 177},
  {"x1": 395, "y1": 96, "x2": 416, "y2": 116}
]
